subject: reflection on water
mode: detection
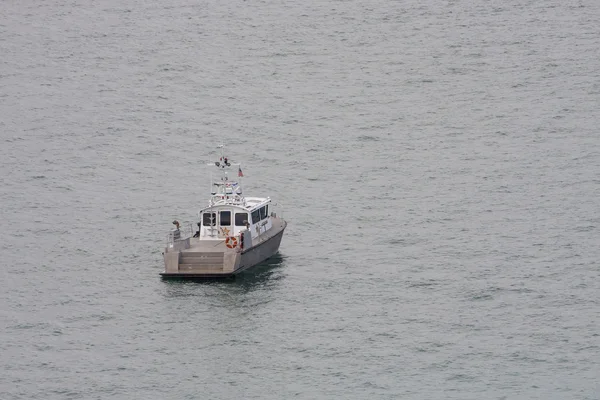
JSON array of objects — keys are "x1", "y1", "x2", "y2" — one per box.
[
  {"x1": 235, "y1": 253, "x2": 287, "y2": 290},
  {"x1": 157, "y1": 254, "x2": 288, "y2": 326}
]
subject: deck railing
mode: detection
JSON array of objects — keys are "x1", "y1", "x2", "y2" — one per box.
[{"x1": 166, "y1": 223, "x2": 194, "y2": 248}]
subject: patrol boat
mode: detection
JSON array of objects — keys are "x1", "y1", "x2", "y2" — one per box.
[{"x1": 160, "y1": 147, "x2": 287, "y2": 278}]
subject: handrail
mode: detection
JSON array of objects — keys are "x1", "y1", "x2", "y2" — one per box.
[
  {"x1": 165, "y1": 223, "x2": 194, "y2": 247},
  {"x1": 209, "y1": 194, "x2": 245, "y2": 206}
]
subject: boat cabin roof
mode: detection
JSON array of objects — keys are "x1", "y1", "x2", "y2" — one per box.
[{"x1": 199, "y1": 196, "x2": 270, "y2": 214}]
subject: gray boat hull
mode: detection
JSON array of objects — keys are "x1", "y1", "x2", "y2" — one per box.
[{"x1": 235, "y1": 222, "x2": 286, "y2": 274}]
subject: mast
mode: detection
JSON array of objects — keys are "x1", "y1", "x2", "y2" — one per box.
[{"x1": 206, "y1": 145, "x2": 244, "y2": 206}]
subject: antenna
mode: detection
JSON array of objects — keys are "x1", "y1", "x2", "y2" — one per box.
[{"x1": 204, "y1": 145, "x2": 245, "y2": 207}]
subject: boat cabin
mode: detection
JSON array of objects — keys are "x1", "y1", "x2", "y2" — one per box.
[
  {"x1": 198, "y1": 198, "x2": 272, "y2": 240},
  {"x1": 196, "y1": 175, "x2": 273, "y2": 241}
]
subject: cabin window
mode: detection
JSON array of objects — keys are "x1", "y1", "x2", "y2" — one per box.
[
  {"x1": 260, "y1": 206, "x2": 268, "y2": 220},
  {"x1": 251, "y1": 209, "x2": 260, "y2": 224},
  {"x1": 235, "y1": 212, "x2": 249, "y2": 226},
  {"x1": 220, "y1": 211, "x2": 231, "y2": 226},
  {"x1": 202, "y1": 212, "x2": 216, "y2": 226}
]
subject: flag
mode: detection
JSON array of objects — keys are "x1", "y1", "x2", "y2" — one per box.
[{"x1": 238, "y1": 166, "x2": 244, "y2": 177}]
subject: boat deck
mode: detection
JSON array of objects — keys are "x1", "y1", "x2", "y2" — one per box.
[
  {"x1": 181, "y1": 238, "x2": 229, "y2": 252},
  {"x1": 161, "y1": 237, "x2": 239, "y2": 279}
]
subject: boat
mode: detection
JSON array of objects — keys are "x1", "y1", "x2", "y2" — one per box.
[{"x1": 160, "y1": 146, "x2": 287, "y2": 279}]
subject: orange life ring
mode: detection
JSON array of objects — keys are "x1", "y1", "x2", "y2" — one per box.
[{"x1": 225, "y1": 236, "x2": 238, "y2": 249}]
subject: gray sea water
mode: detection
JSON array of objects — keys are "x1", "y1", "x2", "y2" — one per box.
[{"x1": 1, "y1": 0, "x2": 599, "y2": 399}]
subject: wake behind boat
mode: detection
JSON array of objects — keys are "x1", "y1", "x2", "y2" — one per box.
[{"x1": 160, "y1": 147, "x2": 287, "y2": 279}]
